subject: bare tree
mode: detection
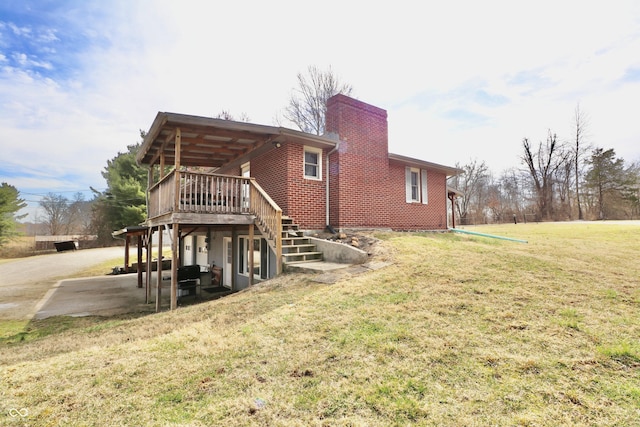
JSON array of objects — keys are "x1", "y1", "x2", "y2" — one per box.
[
  {"x1": 283, "y1": 65, "x2": 353, "y2": 135},
  {"x1": 573, "y1": 104, "x2": 591, "y2": 220},
  {"x1": 38, "y1": 193, "x2": 69, "y2": 235},
  {"x1": 521, "y1": 131, "x2": 570, "y2": 220},
  {"x1": 449, "y1": 159, "x2": 490, "y2": 224},
  {"x1": 67, "y1": 192, "x2": 93, "y2": 234},
  {"x1": 555, "y1": 153, "x2": 575, "y2": 219},
  {"x1": 215, "y1": 110, "x2": 250, "y2": 122},
  {"x1": 498, "y1": 168, "x2": 527, "y2": 220}
]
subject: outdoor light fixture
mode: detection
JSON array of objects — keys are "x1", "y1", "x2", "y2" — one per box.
[{"x1": 273, "y1": 141, "x2": 282, "y2": 148}]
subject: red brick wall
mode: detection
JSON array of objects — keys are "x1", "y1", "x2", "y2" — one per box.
[
  {"x1": 326, "y1": 94, "x2": 391, "y2": 228},
  {"x1": 250, "y1": 145, "x2": 291, "y2": 214},
  {"x1": 387, "y1": 161, "x2": 448, "y2": 230},
  {"x1": 219, "y1": 94, "x2": 451, "y2": 231},
  {"x1": 252, "y1": 143, "x2": 327, "y2": 230}
]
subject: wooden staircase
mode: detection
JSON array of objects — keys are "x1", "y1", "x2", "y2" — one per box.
[{"x1": 281, "y1": 217, "x2": 323, "y2": 267}]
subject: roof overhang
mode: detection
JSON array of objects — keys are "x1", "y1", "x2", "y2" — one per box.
[
  {"x1": 388, "y1": 153, "x2": 462, "y2": 176},
  {"x1": 447, "y1": 186, "x2": 464, "y2": 198},
  {"x1": 112, "y1": 225, "x2": 149, "y2": 238},
  {"x1": 137, "y1": 112, "x2": 338, "y2": 169}
]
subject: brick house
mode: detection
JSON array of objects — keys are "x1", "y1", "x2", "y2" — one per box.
[{"x1": 136, "y1": 94, "x2": 460, "y2": 310}]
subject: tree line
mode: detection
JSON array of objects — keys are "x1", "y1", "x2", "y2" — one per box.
[{"x1": 449, "y1": 107, "x2": 639, "y2": 224}]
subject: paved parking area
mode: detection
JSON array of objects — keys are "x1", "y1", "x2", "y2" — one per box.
[
  {"x1": 0, "y1": 247, "x2": 152, "y2": 320},
  {"x1": 33, "y1": 274, "x2": 161, "y2": 319}
]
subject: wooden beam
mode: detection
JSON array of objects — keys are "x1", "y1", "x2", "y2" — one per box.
[
  {"x1": 159, "y1": 152, "x2": 166, "y2": 179},
  {"x1": 231, "y1": 226, "x2": 236, "y2": 291},
  {"x1": 173, "y1": 128, "x2": 181, "y2": 212},
  {"x1": 170, "y1": 224, "x2": 179, "y2": 310},
  {"x1": 148, "y1": 164, "x2": 155, "y2": 188},
  {"x1": 137, "y1": 235, "x2": 143, "y2": 288},
  {"x1": 275, "y1": 210, "x2": 282, "y2": 275},
  {"x1": 146, "y1": 229, "x2": 152, "y2": 304},
  {"x1": 124, "y1": 235, "x2": 130, "y2": 273},
  {"x1": 248, "y1": 223, "x2": 254, "y2": 287},
  {"x1": 156, "y1": 228, "x2": 163, "y2": 313}
]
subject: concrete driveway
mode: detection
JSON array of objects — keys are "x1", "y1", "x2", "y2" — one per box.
[
  {"x1": 32, "y1": 273, "x2": 162, "y2": 320},
  {"x1": 0, "y1": 247, "x2": 154, "y2": 320}
]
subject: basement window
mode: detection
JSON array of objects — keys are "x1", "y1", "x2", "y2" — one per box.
[{"x1": 304, "y1": 146, "x2": 322, "y2": 180}]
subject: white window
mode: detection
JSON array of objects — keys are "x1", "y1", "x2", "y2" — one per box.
[
  {"x1": 238, "y1": 236, "x2": 269, "y2": 279},
  {"x1": 405, "y1": 167, "x2": 428, "y2": 204},
  {"x1": 304, "y1": 146, "x2": 322, "y2": 180}
]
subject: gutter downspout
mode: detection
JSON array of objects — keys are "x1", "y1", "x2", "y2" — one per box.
[
  {"x1": 326, "y1": 140, "x2": 341, "y2": 232},
  {"x1": 449, "y1": 227, "x2": 528, "y2": 243}
]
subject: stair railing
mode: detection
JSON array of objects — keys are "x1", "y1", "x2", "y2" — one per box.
[{"x1": 249, "y1": 179, "x2": 283, "y2": 274}]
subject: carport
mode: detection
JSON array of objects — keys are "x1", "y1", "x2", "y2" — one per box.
[{"x1": 112, "y1": 226, "x2": 149, "y2": 289}]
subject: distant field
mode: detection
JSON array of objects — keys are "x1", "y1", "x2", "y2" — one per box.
[
  {"x1": 0, "y1": 236, "x2": 39, "y2": 260},
  {"x1": 1, "y1": 222, "x2": 639, "y2": 426}
]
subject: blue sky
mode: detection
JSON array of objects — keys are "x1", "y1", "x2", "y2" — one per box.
[{"x1": 2, "y1": 0, "x2": 640, "y2": 221}]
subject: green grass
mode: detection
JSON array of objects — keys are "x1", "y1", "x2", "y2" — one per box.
[{"x1": 1, "y1": 222, "x2": 639, "y2": 426}]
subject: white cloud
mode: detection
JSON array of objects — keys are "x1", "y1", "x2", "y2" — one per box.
[{"x1": 8, "y1": 22, "x2": 31, "y2": 37}]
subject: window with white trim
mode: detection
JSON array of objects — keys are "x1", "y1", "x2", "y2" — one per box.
[
  {"x1": 303, "y1": 146, "x2": 322, "y2": 180},
  {"x1": 405, "y1": 167, "x2": 428, "y2": 204}
]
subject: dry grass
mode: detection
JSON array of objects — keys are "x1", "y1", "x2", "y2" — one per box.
[
  {"x1": 1, "y1": 222, "x2": 639, "y2": 426},
  {"x1": 0, "y1": 236, "x2": 40, "y2": 260}
]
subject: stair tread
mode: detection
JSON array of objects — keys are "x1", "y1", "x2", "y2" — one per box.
[
  {"x1": 283, "y1": 258, "x2": 323, "y2": 265},
  {"x1": 282, "y1": 251, "x2": 323, "y2": 257}
]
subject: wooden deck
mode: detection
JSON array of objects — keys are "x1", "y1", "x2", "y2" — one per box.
[{"x1": 147, "y1": 170, "x2": 282, "y2": 270}]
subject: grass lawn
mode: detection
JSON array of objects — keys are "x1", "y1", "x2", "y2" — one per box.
[{"x1": 1, "y1": 222, "x2": 639, "y2": 426}]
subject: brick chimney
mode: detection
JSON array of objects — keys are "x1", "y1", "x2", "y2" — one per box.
[{"x1": 325, "y1": 94, "x2": 391, "y2": 228}]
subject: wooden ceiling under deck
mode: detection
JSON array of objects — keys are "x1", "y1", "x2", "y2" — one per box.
[
  {"x1": 137, "y1": 112, "x2": 339, "y2": 171},
  {"x1": 139, "y1": 116, "x2": 276, "y2": 169}
]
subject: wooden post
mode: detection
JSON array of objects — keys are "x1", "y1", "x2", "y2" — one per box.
[
  {"x1": 248, "y1": 223, "x2": 254, "y2": 287},
  {"x1": 231, "y1": 226, "x2": 236, "y2": 291},
  {"x1": 148, "y1": 164, "x2": 155, "y2": 187},
  {"x1": 275, "y1": 210, "x2": 282, "y2": 275},
  {"x1": 124, "y1": 234, "x2": 130, "y2": 273},
  {"x1": 159, "y1": 152, "x2": 165, "y2": 179},
  {"x1": 137, "y1": 234, "x2": 143, "y2": 288},
  {"x1": 170, "y1": 224, "x2": 179, "y2": 310},
  {"x1": 156, "y1": 228, "x2": 163, "y2": 313},
  {"x1": 448, "y1": 192, "x2": 456, "y2": 229},
  {"x1": 174, "y1": 128, "x2": 181, "y2": 212},
  {"x1": 147, "y1": 166, "x2": 154, "y2": 219},
  {"x1": 146, "y1": 229, "x2": 152, "y2": 304}
]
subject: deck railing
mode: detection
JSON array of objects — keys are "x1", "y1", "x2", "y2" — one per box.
[
  {"x1": 148, "y1": 170, "x2": 282, "y2": 272},
  {"x1": 148, "y1": 170, "x2": 251, "y2": 218}
]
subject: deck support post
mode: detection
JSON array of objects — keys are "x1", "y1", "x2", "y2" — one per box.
[
  {"x1": 156, "y1": 227, "x2": 163, "y2": 313},
  {"x1": 124, "y1": 235, "x2": 130, "y2": 273},
  {"x1": 170, "y1": 224, "x2": 179, "y2": 310},
  {"x1": 248, "y1": 223, "x2": 254, "y2": 287},
  {"x1": 145, "y1": 229, "x2": 152, "y2": 304},
  {"x1": 137, "y1": 234, "x2": 143, "y2": 288},
  {"x1": 173, "y1": 128, "x2": 181, "y2": 212}
]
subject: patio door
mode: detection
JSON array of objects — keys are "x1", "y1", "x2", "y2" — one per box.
[{"x1": 223, "y1": 237, "x2": 232, "y2": 289}]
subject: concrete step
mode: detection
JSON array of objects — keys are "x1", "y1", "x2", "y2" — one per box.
[
  {"x1": 282, "y1": 251, "x2": 323, "y2": 263},
  {"x1": 282, "y1": 243, "x2": 317, "y2": 254},
  {"x1": 285, "y1": 261, "x2": 353, "y2": 274}
]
